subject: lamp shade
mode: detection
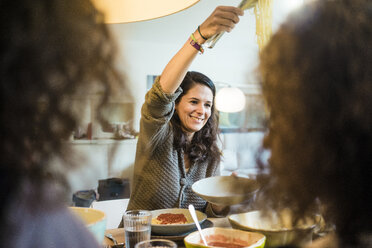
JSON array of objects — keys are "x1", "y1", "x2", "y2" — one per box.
[
  {"x1": 92, "y1": 0, "x2": 200, "y2": 24},
  {"x1": 215, "y1": 87, "x2": 246, "y2": 113}
]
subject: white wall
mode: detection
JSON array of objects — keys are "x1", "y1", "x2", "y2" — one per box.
[{"x1": 107, "y1": 0, "x2": 304, "y2": 130}]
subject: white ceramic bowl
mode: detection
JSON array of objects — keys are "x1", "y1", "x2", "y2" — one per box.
[
  {"x1": 192, "y1": 176, "x2": 259, "y2": 205},
  {"x1": 184, "y1": 227, "x2": 266, "y2": 248},
  {"x1": 69, "y1": 207, "x2": 107, "y2": 244},
  {"x1": 228, "y1": 210, "x2": 319, "y2": 248},
  {"x1": 150, "y1": 208, "x2": 207, "y2": 235}
]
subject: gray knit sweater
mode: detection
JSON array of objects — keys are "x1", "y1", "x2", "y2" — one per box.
[{"x1": 127, "y1": 77, "x2": 220, "y2": 215}]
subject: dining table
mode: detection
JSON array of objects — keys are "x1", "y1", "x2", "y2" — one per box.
[{"x1": 103, "y1": 217, "x2": 232, "y2": 248}]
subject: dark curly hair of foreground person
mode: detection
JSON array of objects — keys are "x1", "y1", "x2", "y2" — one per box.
[
  {"x1": 0, "y1": 0, "x2": 129, "y2": 246},
  {"x1": 256, "y1": 0, "x2": 372, "y2": 247}
]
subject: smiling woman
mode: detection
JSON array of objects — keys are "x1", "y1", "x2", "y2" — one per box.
[
  {"x1": 126, "y1": 5, "x2": 245, "y2": 219},
  {"x1": 174, "y1": 73, "x2": 214, "y2": 138}
]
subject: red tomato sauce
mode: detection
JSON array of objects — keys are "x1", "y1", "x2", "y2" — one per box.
[
  {"x1": 207, "y1": 242, "x2": 245, "y2": 248},
  {"x1": 156, "y1": 213, "x2": 187, "y2": 224}
]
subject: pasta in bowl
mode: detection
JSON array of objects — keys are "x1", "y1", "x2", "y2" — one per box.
[{"x1": 151, "y1": 208, "x2": 207, "y2": 235}]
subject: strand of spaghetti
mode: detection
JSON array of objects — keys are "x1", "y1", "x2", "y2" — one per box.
[{"x1": 254, "y1": 0, "x2": 273, "y2": 51}]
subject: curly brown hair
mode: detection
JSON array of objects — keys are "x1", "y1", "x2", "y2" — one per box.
[
  {"x1": 172, "y1": 71, "x2": 221, "y2": 167},
  {"x1": 256, "y1": 0, "x2": 372, "y2": 246},
  {"x1": 0, "y1": 0, "x2": 127, "y2": 228}
]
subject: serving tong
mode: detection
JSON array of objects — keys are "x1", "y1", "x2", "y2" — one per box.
[{"x1": 205, "y1": 0, "x2": 258, "y2": 48}]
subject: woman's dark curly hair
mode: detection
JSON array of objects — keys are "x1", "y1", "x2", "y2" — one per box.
[
  {"x1": 171, "y1": 71, "x2": 221, "y2": 167},
  {"x1": 256, "y1": 0, "x2": 372, "y2": 246},
  {"x1": 0, "y1": 0, "x2": 127, "y2": 227}
]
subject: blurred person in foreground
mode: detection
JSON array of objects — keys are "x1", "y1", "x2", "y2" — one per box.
[
  {"x1": 255, "y1": 0, "x2": 372, "y2": 247},
  {"x1": 0, "y1": 0, "x2": 128, "y2": 247}
]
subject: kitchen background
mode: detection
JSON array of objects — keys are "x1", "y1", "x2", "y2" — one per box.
[{"x1": 62, "y1": 0, "x2": 306, "y2": 203}]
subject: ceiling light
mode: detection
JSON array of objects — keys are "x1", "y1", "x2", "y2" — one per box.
[{"x1": 91, "y1": 0, "x2": 200, "y2": 24}]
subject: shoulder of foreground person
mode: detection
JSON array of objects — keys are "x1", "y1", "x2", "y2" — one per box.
[{"x1": 7, "y1": 204, "x2": 101, "y2": 248}]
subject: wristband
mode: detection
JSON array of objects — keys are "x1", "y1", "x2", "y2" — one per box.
[
  {"x1": 198, "y1": 25, "x2": 208, "y2": 40},
  {"x1": 190, "y1": 34, "x2": 204, "y2": 54}
]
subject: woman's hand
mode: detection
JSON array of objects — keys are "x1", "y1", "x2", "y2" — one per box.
[
  {"x1": 211, "y1": 203, "x2": 230, "y2": 216},
  {"x1": 199, "y1": 6, "x2": 244, "y2": 40},
  {"x1": 159, "y1": 5, "x2": 243, "y2": 94}
]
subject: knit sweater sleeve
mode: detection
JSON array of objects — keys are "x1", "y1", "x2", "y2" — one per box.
[{"x1": 140, "y1": 76, "x2": 182, "y2": 154}]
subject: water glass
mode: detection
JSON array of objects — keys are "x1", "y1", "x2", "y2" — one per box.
[
  {"x1": 123, "y1": 210, "x2": 152, "y2": 248},
  {"x1": 135, "y1": 239, "x2": 177, "y2": 248}
]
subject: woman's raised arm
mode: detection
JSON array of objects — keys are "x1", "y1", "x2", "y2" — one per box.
[{"x1": 159, "y1": 6, "x2": 244, "y2": 94}]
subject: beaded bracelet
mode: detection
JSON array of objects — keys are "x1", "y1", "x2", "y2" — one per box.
[{"x1": 189, "y1": 33, "x2": 204, "y2": 54}]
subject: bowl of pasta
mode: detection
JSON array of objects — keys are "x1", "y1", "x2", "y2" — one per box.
[{"x1": 150, "y1": 208, "x2": 207, "y2": 236}]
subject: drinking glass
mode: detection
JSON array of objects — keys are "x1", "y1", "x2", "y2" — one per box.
[
  {"x1": 123, "y1": 210, "x2": 152, "y2": 248},
  {"x1": 135, "y1": 239, "x2": 177, "y2": 248}
]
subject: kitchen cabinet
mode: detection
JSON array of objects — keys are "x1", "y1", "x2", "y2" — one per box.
[{"x1": 55, "y1": 138, "x2": 137, "y2": 201}]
